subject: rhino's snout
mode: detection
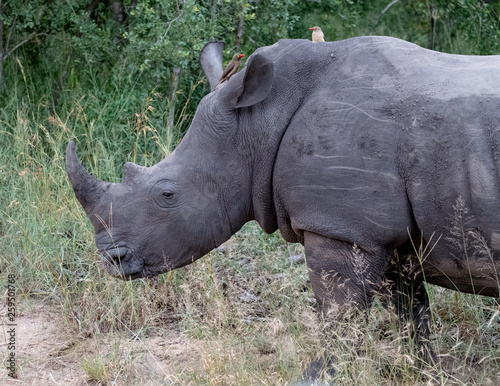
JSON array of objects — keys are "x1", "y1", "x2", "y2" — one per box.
[{"x1": 99, "y1": 247, "x2": 134, "y2": 276}]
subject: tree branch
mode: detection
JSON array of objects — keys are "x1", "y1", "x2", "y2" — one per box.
[
  {"x1": 235, "y1": 5, "x2": 244, "y2": 52},
  {"x1": 163, "y1": 1, "x2": 183, "y2": 38},
  {"x1": 382, "y1": 0, "x2": 400, "y2": 14},
  {"x1": 0, "y1": 0, "x2": 3, "y2": 58},
  {"x1": 3, "y1": 33, "x2": 64, "y2": 62},
  {"x1": 6, "y1": 19, "x2": 16, "y2": 52},
  {"x1": 245, "y1": 35, "x2": 262, "y2": 47}
]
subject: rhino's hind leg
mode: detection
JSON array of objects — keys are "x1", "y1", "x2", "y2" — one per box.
[
  {"x1": 302, "y1": 231, "x2": 391, "y2": 381},
  {"x1": 384, "y1": 251, "x2": 436, "y2": 365}
]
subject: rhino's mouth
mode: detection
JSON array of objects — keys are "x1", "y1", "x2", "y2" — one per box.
[
  {"x1": 99, "y1": 247, "x2": 144, "y2": 279},
  {"x1": 98, "y1": 247, "x2": 170, "y2": 280}
]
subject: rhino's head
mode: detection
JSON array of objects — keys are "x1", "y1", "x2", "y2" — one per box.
[{"x1": 66, "y1": 44, "x2": 276, "y2": 280}]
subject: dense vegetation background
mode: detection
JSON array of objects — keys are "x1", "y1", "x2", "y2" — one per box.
[
  {"x1": 2, "y1": 0, "x2": 500, "y2": 384},
  {"x1": 2, "y1": 0, "x2": 500, "y2": 162},
  {"x1": 2, "y1": 0, "x2": 500, "y2": 157}
]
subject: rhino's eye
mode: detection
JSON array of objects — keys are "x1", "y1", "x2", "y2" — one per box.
[
  {"x1": 151, "y1": 180, "x2": 178, "y2": 208},
  {"x1": 159, "y1": 189, "x2": 176, "y2": 205}
]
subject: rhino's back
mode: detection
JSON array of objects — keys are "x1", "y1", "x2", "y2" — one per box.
[{"x1": 262, "y1": 37, "x2": 500, "y2": 100}]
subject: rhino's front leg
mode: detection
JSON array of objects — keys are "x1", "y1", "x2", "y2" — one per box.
[{"x1": 302, "y1": 231, "x2": 390, "y2": 380}]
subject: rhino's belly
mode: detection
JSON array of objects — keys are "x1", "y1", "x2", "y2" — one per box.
[{"x1": 422, "y1": 250, "x2": 500, "y2": 297}]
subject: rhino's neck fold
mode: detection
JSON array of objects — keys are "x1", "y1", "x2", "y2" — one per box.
[{"x1": 247, "y1": 100, "x2": 307, "y2": 235}]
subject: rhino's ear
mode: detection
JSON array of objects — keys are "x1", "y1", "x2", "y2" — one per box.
[
  {"x1": 222, "y1": 53, "x2": 274, "y2": 109},
  {"x1": 200, "y1": 40, "x2": 225, "y2": 91}
]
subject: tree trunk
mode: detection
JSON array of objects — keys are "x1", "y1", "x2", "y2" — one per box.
[
  {"x1": 51, "y1": 69, "x2": 67, "y2": 115},
  {"x1": 0, "y1": 0, "x2": 4, "y2": 90},
  {"x1": 235, "y1": 5, "x2": 244, "y2": 52},
  {"x1": 88, "y1": 0, "x2": 127, "y2": 26},
  {"x1": 166, "y1": 67, "x2": 180, "y2": 149},
  {"x1": 428, "y1": 3, "x2": 436, "y2": 50},
  {"x1": 87, "y1": 0, "x2": 101, "y2": 18},
  {"x1": 110, "y1": 0, "x2": 126, "y2": 24}
]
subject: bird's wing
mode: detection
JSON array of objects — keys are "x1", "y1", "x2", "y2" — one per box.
[
  {"x1": 219, "y1": 61, "x2": 235, "y2": 80},
  {"x1": 228, "y1": 61, "x2": 240, "y2": 76}
]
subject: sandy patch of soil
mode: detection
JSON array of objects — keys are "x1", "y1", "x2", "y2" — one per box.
[{"x1": 1, "y1": 300, "x2": 202, "y2": 385}]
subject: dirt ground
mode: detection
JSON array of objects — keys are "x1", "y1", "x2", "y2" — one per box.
[{"x1": 0, "y1": 300, "x2": 202, "y2": 385}]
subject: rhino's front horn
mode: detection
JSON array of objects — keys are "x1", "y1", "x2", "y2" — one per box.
[{"x1": 66, "y1": 141, "x2": 110, "y2": 214}]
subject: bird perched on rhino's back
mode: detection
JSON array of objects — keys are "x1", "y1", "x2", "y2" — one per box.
[
  {"x1": 219, "y1": 53, "x2": 245, "y2": 83},
  {"x1": 309, "y1": 26, "x2": 325, "y2": 42}
]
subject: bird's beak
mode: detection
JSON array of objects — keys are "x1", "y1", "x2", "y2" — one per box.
[
  {"x1": 240, "y1": 54, "x2": 245, "y2": 58},
  {"x1": 309, "y1": 27, "x2": 314, "y2": 30}
]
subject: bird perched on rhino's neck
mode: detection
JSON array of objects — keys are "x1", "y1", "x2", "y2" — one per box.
[
  {"x1": 309, "y1": 26, "x2": 325, "y2": 42},
  {"x1": 219, "y1": 53, "x2": 245, "y2": 83}
]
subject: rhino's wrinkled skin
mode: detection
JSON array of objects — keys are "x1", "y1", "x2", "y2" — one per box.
[{"x1": 68, "y1": 37, "x2": 500, "y2": 376}]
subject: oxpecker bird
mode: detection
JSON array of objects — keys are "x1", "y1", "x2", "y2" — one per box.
[
  {"x1": 309, "y1": 26, "x2": 325, "y2": 42},
  {"x1": 219, "y1": 53, "x2": 245, "y2": 83}
]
